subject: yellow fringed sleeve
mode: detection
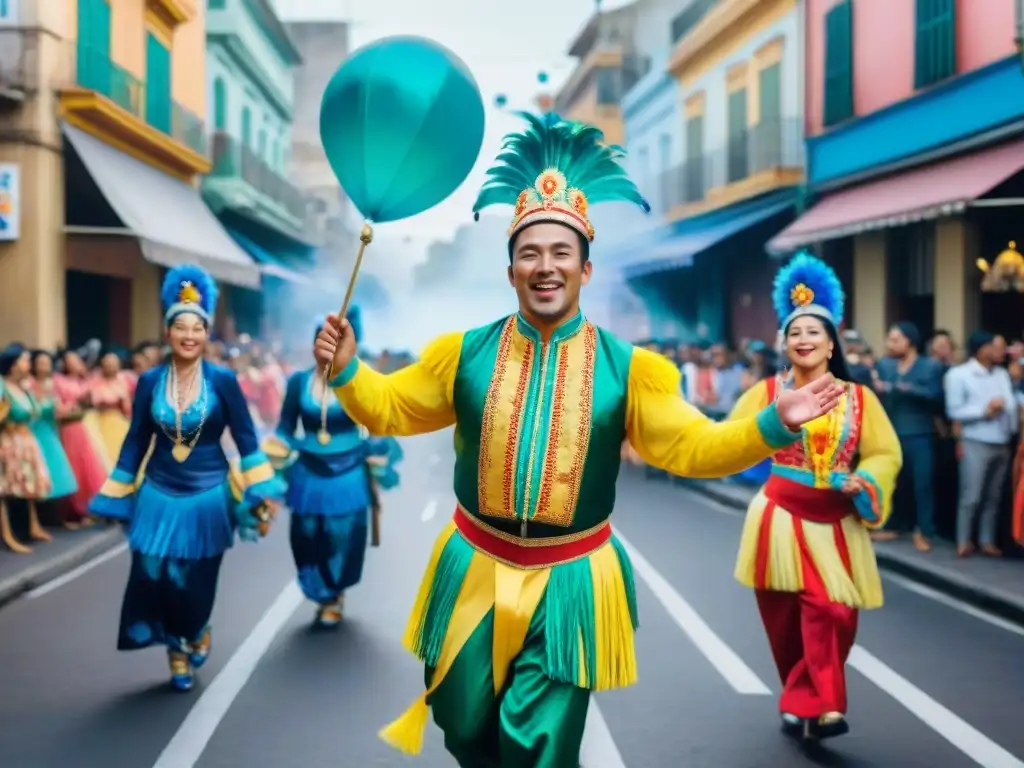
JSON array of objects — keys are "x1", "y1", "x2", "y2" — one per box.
[
  {"x1": 726, "y1": 379, "x2": 770, "y2": 421},
  {"x1": 625, "y1": 350, "x2": 798, "y2": 478},
  {"x1": 330, "y1": 332, "x2": 464, "y2": 436},
  {"x1": 851, "y1": 386, "x2": 902, "y2": 529}
]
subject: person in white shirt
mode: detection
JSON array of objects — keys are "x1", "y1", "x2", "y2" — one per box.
[{"x1": 944, "y1": 331, "x2": 1018, "y2": 556}]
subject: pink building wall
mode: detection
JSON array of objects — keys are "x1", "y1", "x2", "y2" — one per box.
[{"x1": 805, "y1": 0, "x2": 1018, "y2": 137}]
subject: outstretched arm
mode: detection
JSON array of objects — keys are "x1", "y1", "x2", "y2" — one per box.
[
  {"x1": 626, "y1": 351, "x2": 799, "y2": 478},
  {"x1": 330, "y1": 332, "x2": 463, "y2": 436}
]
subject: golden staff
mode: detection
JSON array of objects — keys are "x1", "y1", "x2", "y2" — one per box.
[
  {"x1": 318, "y1": 221, "x2": 373, "y2": 445},
  {"x1": 315, "y1": 221, "x2": 380, "y2": 546}
]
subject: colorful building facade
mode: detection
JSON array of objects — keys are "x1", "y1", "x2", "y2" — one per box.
[
  {"x1": 203, "y1": 0, "x2": 317, "y2": 337},
  {"x1": 0, "y1": 0, "x2": 263, "y2": 349},
  {"x1": 554, "y1": 4, "x2": 649, "y2": 147},
  {"x1": 771, "y1": 0, "x2": 1024, "y2": 351},
  {"x1": 617, "y1": 0, "x2": 804, "y2": 345}
]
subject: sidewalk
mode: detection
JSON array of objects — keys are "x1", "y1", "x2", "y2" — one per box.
[
  {"x1": 680, "y1": 477, "x2": 1024, "y2": 626},
  {"x1": 0, "y1": 524, "x2": 125, "y2": 609}
]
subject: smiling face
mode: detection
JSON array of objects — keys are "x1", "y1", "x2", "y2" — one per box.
[
  {"x1": 166, "y1": 312, "x2": 208, "y2": 362},
  {"x1": 785, "y1": 315, "x2": 834, "y2": 373},
  {"x1": 508, "y1": 222, "x2": 592, "y2": 327}
]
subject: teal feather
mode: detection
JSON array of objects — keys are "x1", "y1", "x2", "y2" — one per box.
[
  {"x1": 472, "y1": 111, "x2": 650, "y2": 216},
  {"x1": 772, "y1": 251, "x2": 846, "y2": 326}
]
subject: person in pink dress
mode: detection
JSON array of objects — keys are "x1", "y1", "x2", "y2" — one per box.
[
  {"x1": 53, "y1": 349, "x2": 108, "y2": 524},
  {"x1": 89, "y1": 349, "x2": 134, "y2": 468}
]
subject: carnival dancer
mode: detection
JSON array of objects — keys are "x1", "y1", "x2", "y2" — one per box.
[
  {"x1": 0, "y1": 344, "x2": 54, "y2": 552},
  {"x1": 314, "y1": 113, "x2": 845, "y2": 767},
  {"x1": 90, "y1": 265, "x2": 285, "y2": 692},
  {"x1": 729, "y1": 253, "x2": 902, "y2": 741},
  {"x1": 264, "y1": 312, "x2": 401, "y2": 627}
]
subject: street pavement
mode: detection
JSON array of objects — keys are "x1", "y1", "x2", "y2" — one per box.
[{"x1": 1, "y1": 431, "x2": 1023, "y2": 767}]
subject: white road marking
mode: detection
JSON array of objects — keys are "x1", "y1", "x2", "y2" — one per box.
[
  {"x1": 420, "y1": 499, "x2": 438, "y2": 522},
  {"x1": 883, "y1": 572, "x2": 1024, "y2": 638},
  {"x1": 26, "y1": 542, "x2": 129, "y2": 599},
  {"x1": 152, "y1": 582, "x2": 304, "y2": 768},
  {"x1": 614, "y1": 530, "x2": 771, "y2": 695},
  {"x1": 848, "y1": 646, "x2": 1024, "y2": 768},
  {"x1": 580, "y1": 702, "x2": 627, "y2": 768}
]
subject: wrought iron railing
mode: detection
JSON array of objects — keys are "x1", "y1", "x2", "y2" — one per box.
[
  {"x1": 172, "y1": 101, "x2": 206, "y2": 155},
  {"x1": 211, "y1": 131, "x2": 312, "y2": 221},
  {"x1": 75, "y1": 43, "x2": 144, "y2": 119}
]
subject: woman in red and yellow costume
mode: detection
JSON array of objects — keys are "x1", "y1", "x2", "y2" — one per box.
[{"x1": 729, "y1": 253, "x2": 902, "y2": 742}]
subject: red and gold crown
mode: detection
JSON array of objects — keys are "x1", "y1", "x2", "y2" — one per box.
[{"x1": 472, "y1": 112, "x2": 648, "y2": 244}]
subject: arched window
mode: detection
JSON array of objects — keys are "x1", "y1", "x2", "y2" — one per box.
[{"x1": 212, "y1": 77, "x2": 227, "y2": 131}]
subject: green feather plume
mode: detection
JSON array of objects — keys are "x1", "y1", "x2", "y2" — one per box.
[{"x1": 472, "y1": 112, "x2": 650, "y2": 218}]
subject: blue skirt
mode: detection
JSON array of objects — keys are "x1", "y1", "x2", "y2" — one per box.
[
  {"x1": 118, "y1": 552, "x2": 223, "y2": 652},
  {"x1": 290, "y1": 513, "x2": 368, "y2": 603}
]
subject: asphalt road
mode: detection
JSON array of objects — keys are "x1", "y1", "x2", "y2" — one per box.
[{"x1": 1, "y1": 430, "x2": 1023, "y2": 768}]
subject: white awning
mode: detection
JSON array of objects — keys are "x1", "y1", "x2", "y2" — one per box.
[{"x1": 62, "y1": 123, "x2": 261, "y2": 288}]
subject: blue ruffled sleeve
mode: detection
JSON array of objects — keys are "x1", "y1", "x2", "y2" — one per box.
[
  {"x1": 217, "y1": 368, "x2": 286, "y2": 537},
  {"x1": 89, "y1": 369, "x2": 158, "y2": 522}
]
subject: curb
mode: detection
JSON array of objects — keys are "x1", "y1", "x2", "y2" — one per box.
[
  {"x1": 0, "y1": 526, "x2": 125, "y2": 610},
  {"x1": 681, "y1": 479, "x2": 1024, "y2": 628}
]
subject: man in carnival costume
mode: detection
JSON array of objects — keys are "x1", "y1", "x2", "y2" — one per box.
[{"x1": 315, "y1": 113, "x2": 845, "y2": 767}]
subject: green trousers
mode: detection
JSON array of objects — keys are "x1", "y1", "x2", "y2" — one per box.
[{"x1": 427, "y1": 597, "x2": 590, "y2": 768}]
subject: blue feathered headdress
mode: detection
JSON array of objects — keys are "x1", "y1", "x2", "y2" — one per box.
[
  {"x1": 472, "y1": 112, "x2": 649, "y2": 243},
  {"x1": 772, "y1": 251, "x2": 844, "y2": 330},
  {"x1": 313, "y1": 307, "x2": 361, "y2": 345},
  {"x1": 161, "y1": 264, "x2": 218, "y2": 326}
]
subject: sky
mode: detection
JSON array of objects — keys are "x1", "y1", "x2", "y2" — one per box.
[{"x1": 271, "y1": 0, "x2": 633, "y2": 246}]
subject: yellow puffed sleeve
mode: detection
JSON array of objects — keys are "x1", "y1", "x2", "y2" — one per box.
[
  {"x1": 330, "y1": 332, "x2": 463, "y2": 436},
  {"x1": 726, "y1": 379, "x2": 770, "y2": 421},
  {"x1": 851, "y1": 385, "x2": 903, "y2": 529},
  {"x1": 625, "y1": 349, "x2": 799, "y2": 478}
]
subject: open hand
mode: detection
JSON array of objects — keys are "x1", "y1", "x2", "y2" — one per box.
[
  {"x1": 775, "y1": 375, "x2": 845, "y2": 431},
  {"x1": 314, "y1": 314, "x2": 357, "y2": 377}
]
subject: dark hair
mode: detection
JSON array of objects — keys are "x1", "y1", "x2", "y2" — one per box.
[
  {"x1": 0, "y1": 343, "x2": 26, "y2": 377},
  {"x1": 967, "y1": 330, "x2": 995, "y2": 359},
  {"x1": 784, "y1": 314, "x2": 853, "y2": 381},
  {"x1": 507, "y1": 221, "x2": 590, "y2": 264}
]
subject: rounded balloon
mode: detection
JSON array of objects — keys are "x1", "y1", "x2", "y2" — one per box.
[
  {"x1": 494, "y1": 93, "x2": 508, "y2": 108},
  {"x1": 319, "y1": 36, "x2": 485, "y2": 223},
  {"x1": 537, "y1": 71, "x2": 549, "y2": 84}
]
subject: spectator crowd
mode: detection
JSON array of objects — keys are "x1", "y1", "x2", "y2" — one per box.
[{"x1": 636, "y1": 326, "x2": 1024, "y2": 557}]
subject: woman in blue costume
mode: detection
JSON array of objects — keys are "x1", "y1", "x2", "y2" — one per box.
[
  {"x1": 264, "y1": 311, "x2": 401, "y2": 627},
  {"x1": 90, "y1": 265, "x2": 285, "y2": 691}
]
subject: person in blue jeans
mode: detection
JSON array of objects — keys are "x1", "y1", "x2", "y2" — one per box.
[{"x1": 874, "y1": 322, "x2": 944, "y2": 551}]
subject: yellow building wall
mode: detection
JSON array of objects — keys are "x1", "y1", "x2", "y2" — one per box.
[
  {"x1": 171, "y1": 3, "x2": 207, "y2": 119},
  {"x1": 111, "y1": 1, "x2": 146, "y2": 79}
]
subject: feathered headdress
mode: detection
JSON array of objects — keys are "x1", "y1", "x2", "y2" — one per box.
[
  {"x1": 161, "y1": 264, "x2": 219, "y2": 326},
  {"x1": 472, "y1": 112, "x2": 649, "y2": 242},
  {"x1": 313, "y1": 307, "x2": 362, "y2": 345},
  {"x1": 772, "y1": 251, "x2": 845, "y2": 329}
]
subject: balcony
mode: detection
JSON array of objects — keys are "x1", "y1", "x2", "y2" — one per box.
[
  {"x1": 662, "y1": 116, "x2": 803, "y2": 218},
  {"x1": 0, "y1": 24, "x2": 40, "y2": 105},
  {"x1": 207, "y1": 131, "x2": 318, "y2": 242},
  {"x1": 57, "y1": 42, "x2": 210, "y2": 181}
]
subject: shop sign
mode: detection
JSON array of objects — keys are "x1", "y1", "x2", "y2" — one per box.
[{"x1": 0, "y1": 163, "x2": 18, "y2": 241}]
